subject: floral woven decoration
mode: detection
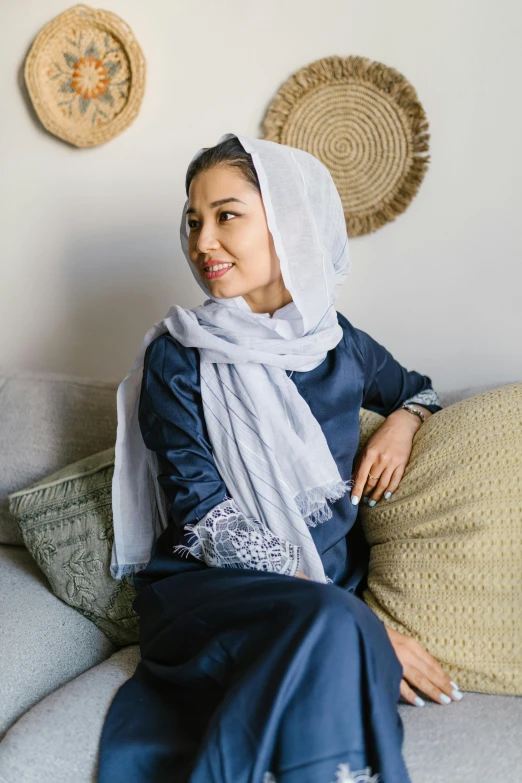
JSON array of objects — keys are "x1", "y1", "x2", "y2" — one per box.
[
  {"x1": 24, "y1": 4, "x2": 146, "y2": 147},
  {"x1": 262, "y1": 55, "x2": 430, "y2": 237}
]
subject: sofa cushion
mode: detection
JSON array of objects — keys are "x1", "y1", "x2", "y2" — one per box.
[
  {"x1": 0, "y1": 545, "x2": 115, "y2": 739},
  {"x1": 0, "y1": 645, "x2": 140, "y2": 783},
  {"x1": 8, "y1": 448, "x2": 139, "y2": 647},
  {"x1": 398, "y1": 694, "x2": 522, "y2": 782},
  {"x1": 0, "y1": 643, "x2": 519, "y2": 783},
  {"x1": 358, "y1": 381, "x2": 522, "y2": 694},
  {"x1": 0, "y1": 370, "x2": 117, "y2": 545}
]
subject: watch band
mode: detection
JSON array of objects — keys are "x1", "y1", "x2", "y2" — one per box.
[{"x1": 400, "y1": 403, "x2": 426, "y2": 423}]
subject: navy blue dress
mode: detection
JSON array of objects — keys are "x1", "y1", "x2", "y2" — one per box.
[{"x1": 97, "y1": 311, "x2": 442, "y2": 783}]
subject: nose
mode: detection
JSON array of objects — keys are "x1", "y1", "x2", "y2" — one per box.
[{"x1": 196, "y1": 224, "x2": 220, "y2": 256}]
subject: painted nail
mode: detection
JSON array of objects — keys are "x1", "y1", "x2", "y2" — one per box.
[
  {"x1": 351, "y1": 495, "x2": 359, "y2": 506},
  {"x1": 362, "y1": 496, "x2": 369, "y2": 503},
  {"x1": 414, "y1": 696, "x2": 425, "y2": 707},
  {"x1": 384, "y1": 491, "x2": 393, "y2": 500},
  {"x1": 439, "y1": 694, "x2": 452, "y2": 705},
  {"x1": 369, "y1": 499, "x2": 377, "y2": 507},
  {"x1": 452, "y1": 690, "x2": 463, "y2": 700},
  {"x1": 450, "y1": 681, "x2": 460, "y2": 691}
]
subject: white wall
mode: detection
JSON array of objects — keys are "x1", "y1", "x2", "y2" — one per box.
[{"x1": 1, "y1": 0, "x2": 520, "y2": 390}]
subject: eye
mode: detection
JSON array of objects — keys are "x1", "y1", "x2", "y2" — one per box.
[
  {"x1": 219, "y1": 211, "x2": 237, "y2": 222},
  {"x1": 187, "y1": 211, "x2": 238, "y2": 230}
]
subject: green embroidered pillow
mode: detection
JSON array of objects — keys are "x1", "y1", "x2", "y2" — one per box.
[{"x1": 8, "y1": 448, "x2": 138, "y2": 647}]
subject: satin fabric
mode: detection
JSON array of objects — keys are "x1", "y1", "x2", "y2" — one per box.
[
  {"x1": 98, "y1": 565, "x2": 409, "y2": 782},
  {"x1": 96, "y1": 311, "x2": 441, "y2": 782},
  {"x1": 135, "y1": 310, "x2": 440, "y2": 588}
]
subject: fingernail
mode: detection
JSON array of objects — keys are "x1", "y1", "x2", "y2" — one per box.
[
  {"x1": 452, "y1": 690, "x2": 463, "y2": 700},
  {"x1": 369, "y1": 499, "x2": 377, "y2": 507},
  {"x1": 450, "y1": 681, "x2": 460, "y2": 691},
  {"x1": 384, "y1": 491, "x2": 392, "y2": 500},
  {"x1": 439, "y1": 694, "x2": 452, "y2": 705},
  {"x1": 362, "y1": 496, "x2": 369, "y2": 503},
  {"x1": 414, "y1": 696, "x2": 425, "y2": 707},
  {"x1": 351, "y1": 495, "x2": 359, "y2": 506}
]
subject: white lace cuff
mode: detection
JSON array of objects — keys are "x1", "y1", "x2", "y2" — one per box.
[
  {"x1": 173, "y1": 497, "x2": 301, "y2": 576},
  {"x1": 403, "y1": 387, "x2": 442, "y2": 409}
]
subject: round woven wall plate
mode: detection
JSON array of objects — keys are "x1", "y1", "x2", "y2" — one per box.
[
  {"x1": 24, "y1": 4, "x2": 146, "y2": 148},
  {"x1": 262, "y1": 55, "x2": 430, "y2": 237}
]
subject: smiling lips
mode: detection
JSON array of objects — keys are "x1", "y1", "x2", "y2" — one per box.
[{"x1": 203, "y1": 262, "x2": 234, "y2": 280}]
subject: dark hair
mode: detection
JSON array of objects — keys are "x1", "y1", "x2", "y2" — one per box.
[{"x1": 184, "y1": 135, "x2": 261, "y2": 198}]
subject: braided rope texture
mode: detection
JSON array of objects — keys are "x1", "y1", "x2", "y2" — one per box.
[
  {"x1": 357, "y1": 382, "x2": 522, "y2": 695},
  {"x1": 262, "y1": 55, "x2": 430, "y2": 237},
  {"x1": 24, "y1": 4, "x2": 146, "y2": 147}
]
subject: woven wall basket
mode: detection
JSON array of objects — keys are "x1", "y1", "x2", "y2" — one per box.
[
  {"x1": 24, "y1": 4, "x2": 146, "y2": 148},
  {"x1": 262, "y1": 55, "x2": 430, "y2": 237}
]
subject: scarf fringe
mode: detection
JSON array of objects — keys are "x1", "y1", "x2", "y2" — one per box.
[
  {"x1": 295, "y1": 478, "x2": 354, "y2": 528},
  {"x1": 172, "y1": 480, "x2": 354, "y2": 561},
  {"x1": 110, "y1": 562, "x2": 149, "y2": 581}
]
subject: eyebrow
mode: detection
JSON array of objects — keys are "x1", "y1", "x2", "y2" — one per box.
[{"x1": 186, "y1": 197, "x2": 247, "y2": 215}]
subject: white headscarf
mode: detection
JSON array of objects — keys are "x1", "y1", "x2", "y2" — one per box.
[{"x1": 111, "y1": 132, "x2": 352, "y2": 584}]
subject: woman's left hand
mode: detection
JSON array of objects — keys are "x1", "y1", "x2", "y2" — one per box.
[
  {"x1": 385, "y1": 626, "x2": 462, "y2": 706},
  {"x1": 350, "y1": 408, "x2": 429, "y2": 506}
]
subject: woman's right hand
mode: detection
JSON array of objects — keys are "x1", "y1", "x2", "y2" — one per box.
[
  {"x1": 295, "y1": 570, "x2": 311, "y2": 580},
  {"x1": 385, "y1": 627, "x2": 463, "y2": 707}
]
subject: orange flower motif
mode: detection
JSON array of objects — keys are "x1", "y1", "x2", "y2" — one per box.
[{"x1": 70, "y1": 53, "x2": 110, "y2": 101}]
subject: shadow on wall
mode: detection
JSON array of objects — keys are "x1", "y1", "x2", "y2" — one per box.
[{"x1": 20, "y1": 227, "x2": 198, "y2": 383}]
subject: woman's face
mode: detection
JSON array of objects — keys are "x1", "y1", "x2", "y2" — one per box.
[{"x1": 186, "y1": 165, "x2": 292, "y2": 314}]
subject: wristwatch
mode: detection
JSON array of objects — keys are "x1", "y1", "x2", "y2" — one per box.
[{"x1": 400, "y1": 403, "x2": 426, "y2": 423}]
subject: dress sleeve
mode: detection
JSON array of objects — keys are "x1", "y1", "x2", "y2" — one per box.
[
  {"x1": 348, "y1": 322, "x2": 443, "y2": 416},
  {"x1": 138, "y1": 333, "x2": 301, "y2": 576}
]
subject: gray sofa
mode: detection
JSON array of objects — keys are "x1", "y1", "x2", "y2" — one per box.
[{"x1": 0, "y1": 368, "x2": 520, "y2": 783}]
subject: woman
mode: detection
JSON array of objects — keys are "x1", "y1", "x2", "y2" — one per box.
[{"x1": 97, "y1": 134, "x2": 461, "y2": 783}]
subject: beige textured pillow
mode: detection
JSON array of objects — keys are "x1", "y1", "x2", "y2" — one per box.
[
  {"x1": 8, "y1": 448, "x2": 138, "y2": 647},
  {"x1": 357, "y1": 382, "x2": 522, "y2": 695}
]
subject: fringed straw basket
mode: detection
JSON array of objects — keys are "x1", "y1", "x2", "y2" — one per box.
[
  {"x1": 24, "y1": 4, "x2": 146, "y2": 148},
  {"x1": 262, "y1": 55, "x2": 430, "y2": 237}
]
